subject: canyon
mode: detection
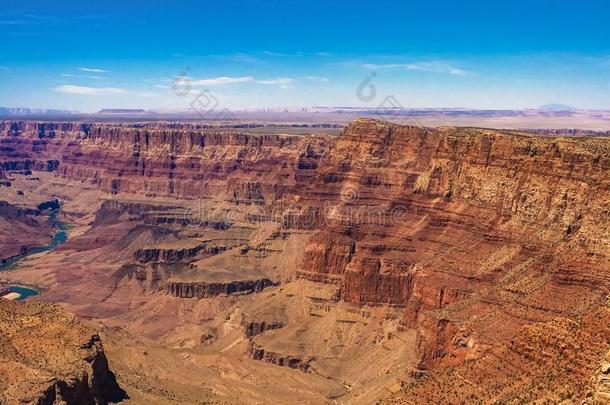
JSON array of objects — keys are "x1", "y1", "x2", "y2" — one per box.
[{"x1": 0, "y1": 118, "x2": 609, "y2": 404}]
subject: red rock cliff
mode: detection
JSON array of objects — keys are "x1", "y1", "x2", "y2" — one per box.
[{"x1": 1, "y1": 119, "x2": 609, "y2": 380}]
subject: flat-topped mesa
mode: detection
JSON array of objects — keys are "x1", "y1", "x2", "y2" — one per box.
[
  {"x1": 241, "y1": 304, "x2": 288, "y2": 338},
  {"x1": 86, "y1": 125, "x2": 304, "y2": 152},
  {"x1": 242, "y1": 317, "x2": 285, "y2": 338}
]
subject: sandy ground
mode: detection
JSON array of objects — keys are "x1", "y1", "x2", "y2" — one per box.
[{"x1": 0, "y1": 292, "x2": 20, "y2": 300}]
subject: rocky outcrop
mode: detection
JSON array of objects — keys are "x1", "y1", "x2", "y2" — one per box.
[
  {"x1": 93, "y1": 199, "x2": 233, "y2": 230},
  {"x1": 0, "y1": 199, "x2": 40, "y2": 217},
  {"x1": 385, "y1": 307, "x2": 610, "y2": 404},
  {"x1": 111, "y1": 261, "x2": 192, "y2": 292},
  {"x1": 168, "y1": 278, "x2": 277, "y2": 298},
  {"x1": 37, "y1": 199, "x2": 60, "y2": 211},
  {"x1": 92, "y1": 200, "x2": 185, "y2": 226},
  {"x1": 297, "y1": 232, "x2": 355, "y2": 284},
  {"x1": 0, "y1": 159, "x2": 59, "y2": 173},
  {"x1": 589, "y1": 351, "x2": 610, "y2": 404},
  {"x1": 134, "y1": 244, "x2": 205, "y2": 263},
  {"x1": 241, "y1": 308, "x2": 287, "y2": 338},
  {"x1": 0, "y1": 300, "x2": 126, "y2": 404},
  {"x1": 242, "y1": 319, "x2": 285, "y2": 338},
  {"x1": 248, "y1": 340, "x2": 313, "y2": 372},
  {"x1": 0, "y1": 168, "x2": 9, "y2": 187}
]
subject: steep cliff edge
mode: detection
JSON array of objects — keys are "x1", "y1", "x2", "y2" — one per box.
[
  {"x1": 0, "y1": 300, "x2": 126, "y2": 404},
  {"x1": 298, "y1": 119, "x2": 610, "y2": 379}
]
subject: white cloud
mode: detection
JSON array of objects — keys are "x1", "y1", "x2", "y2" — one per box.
[
  {"x1": 256, "y1": 77, "x2": 296, "y2": 86},
  {"x1": 190, "y1": 76, "x2": 255, "y2": 86},
  {"x1": 183, "y1": 76, "x2": 297, "y2": 87},
  {"x1": 54, "y1": 85, "x2": 127, "y2": 95},
  {"x1": 77, "y1": 67, "x2": 108, "y2": 73},
  {"x1": 154, "y1": 84, "x2": 169, "y2": 89},
  {"x1": 262, "y1": 50, "x2": 288, "y2": 57},
  {"x1": 61, "y1": 73, "x2": 103, "y2": 80},
  {"x1": 305, "y1": 75, "x2": 330, "y2": 83},
  {"x1": 54, "y1": 84, "x2": 157, "y2": 97},
  {"x1": 363, "y1": 61, "x2": 468, "y2": 76}
]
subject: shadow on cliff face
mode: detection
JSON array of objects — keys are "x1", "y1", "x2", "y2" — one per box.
[
  {"x1": 68, "y1": 334, "x2": 130, "y2": 404},
  {"x1": 93, "y1": 349, "x2": 129, "y2": 403}
]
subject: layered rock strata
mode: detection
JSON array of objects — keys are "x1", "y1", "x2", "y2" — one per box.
[
  {"x1": 168, "y1": 277, "x2": 277, "y2": 298},
  {"x1": 248, "y1": 340, "x2": 313, "y2": 372},
  {"x1": 1, "y1": 119, "x2": 609, "y2": 400}
]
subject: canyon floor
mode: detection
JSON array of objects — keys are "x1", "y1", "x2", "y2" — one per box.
[{"x1": 1, "y1": 119, "x2": 609, "y2": 404}]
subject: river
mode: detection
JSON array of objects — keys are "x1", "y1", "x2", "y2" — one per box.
[{"x1": 0, "y1": 209, "x2": 68, "y2": 301}]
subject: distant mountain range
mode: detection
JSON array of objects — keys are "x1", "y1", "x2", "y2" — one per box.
[
  {"x1": 538, "y1": 104, "x2": 577, "y2": 112},
  {"x1": 0, "y1": 107, "x2": 77, "y2": 116},
  {"x1": 0, "y1": 105, "x2": 594, "y2": 118},
  {"x1": 98, "y1": 109, "x2": 147, "y2": 114}
]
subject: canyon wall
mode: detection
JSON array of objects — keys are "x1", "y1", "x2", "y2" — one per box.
[
  {"x1": 2, "y1": 117, "x2": 608, "y2": 304},
  {"x1": 1, "y1": 119, "x2": 609, "y2": 398}
]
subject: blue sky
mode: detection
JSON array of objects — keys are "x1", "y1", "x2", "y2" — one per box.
[{"x1": 1, "y1": 0, "x2": 609, "y2": 112}]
